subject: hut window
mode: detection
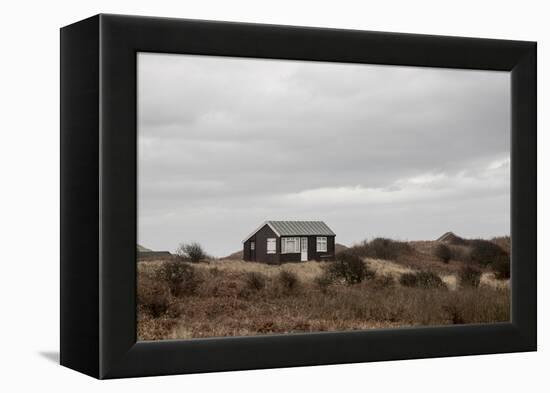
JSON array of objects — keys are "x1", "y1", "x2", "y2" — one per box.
[
  {"x1": 267, "y1": 238, "x2": 276, "y2": 254},
  {"x1": 250, "y1": 241, "x2": 255, "y2": 250},
  {"x1": 282, "y1": 237, "x2": 300, "y2": 253},
  {"x1": 316, "y1": 237, "x2": 327, "y2": 252}
]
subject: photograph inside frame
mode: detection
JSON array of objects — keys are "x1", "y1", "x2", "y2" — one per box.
[{"x1": 136, "y1": 52, "x2": 511, "y2": 341}]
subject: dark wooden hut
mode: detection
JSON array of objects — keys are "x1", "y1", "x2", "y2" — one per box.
[{"x1": 243, "y1": 221, "x2": 336, "y2": 264}]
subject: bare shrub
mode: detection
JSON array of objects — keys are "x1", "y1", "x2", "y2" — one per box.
[
  {"x1": 399, "y1": 271, "x2": 445, "y2": 289},
  {"x1": 459, "y1": 265, "x2": 482, "y2": 288},
  {"x1": 467, "y1": 239, "x2": 506, "y2": 266},
  {"x1": 492, "y1": 254, "x2": 511, "y2": 280},
  {"x1": 314, "y1": 272, "x2": 334, "y2": 293},
  {"x1": 279, "y1": 270, "x2": 299, "y2": 292},
  {"x1": 350, "y1": 237, "x2": 412, "y2": 260},
  {"x1": 418, "y1": 271, "x2": 446, "y2": 288},
  {"x1": 449, "y1": 246, "x2": 471, "y2": 262},
  {"x1": 433, "y1": 243, "x2": 451, "y2": 264},
  {"x1": 399, "y1": 272, "x2": 418, "y2": 287},
  {"x1": 443, "y1": 303, "x2": 466, "y2": 325},
  {"x1": 371, "y1": 274, "x2": 395, "y2": 290},
  {"x1": 197, "y1": 272, "x2": 242, "y2": 298},
  {"x1": 176, "y1": 242, "x2": 207, "y2": 263},
  {"x1": 137, "y1": 277, "x2": 171, "y2": 317},
  {"x1": 156, "y1": 261, "x2": 200, "y2": 296},
  {"x1": 326, "y1": 253, "x2": 374, "y2": 284},
  {"x1": 245, "y1": 271, "x2": 266, "y2": 291},
  {"x1": 491, "y1": 236, "x2": 511, "y2": 254}
]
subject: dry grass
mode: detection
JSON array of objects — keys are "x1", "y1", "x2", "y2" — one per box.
[
  {"x1": 441, "y1": 274, "x2": 458, "y2": 291},
  {"x1": 137, "y1": 258, "x2": 510, "y2": 341},
  {"x1": 199, "y1": 259, "x2": 325, "y2": 281},
  {"x1": 367, "y1": 258, "x2": 414, "y2": 278},
  {"x1": 491, "y1": 236, "x2": 511, "y2": 254},
  {"x1": 480, "y1": 272, "x2": 510, "y2": 290}
]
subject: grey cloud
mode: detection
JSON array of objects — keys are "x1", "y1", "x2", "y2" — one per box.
[{"x1": 138, "y1": 53, "x2": 510, "y2": 257}]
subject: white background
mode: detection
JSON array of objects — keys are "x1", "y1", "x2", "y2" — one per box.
[{"x1": 0, "y1": 0, "x2": 546, "y2": 391}]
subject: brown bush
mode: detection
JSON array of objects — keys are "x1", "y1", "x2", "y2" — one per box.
[
  {"x1": 491, "y1": 236, "x2": 511, "y2": 254},
  {"x1": 399, "y1": 272, "x2": 418, "y2": 287},
  {"x1": 197, "y1": 272, "x2": 243, "y2": 298},
  {"x1": 459, "y1": 265, "x2": 482, "y2": 288},
  {"x1": 244, "y1": 271, "x2": 267, "y2": 291},
  {"x1": 326, "y1": 253, "x2": 375, "y2": 284},
  {"x1": 156, "y1": 261, "x2": 200, "y2": 296},
  {"x1": 442, "y1": 303, "x2": 466, "y2": 325},
  {"x1": 467, "y1": 239, "x2": 507, "y2": 266},
  {"x1": 433, "y1": 243, "x2": 451, "y2": 264},
  {"x1": 371, "y1": 274, "x2": 395, "y2": 290},
  {"x1": 416, "y1": 272, "x2": 446, "y2": 289},
  {"x1": 492, "y1": 254, "x2": 511, "y2": 280},
  {"x1": 314, "y1": 272, "x2": 334, "y2": 293},
  {"x1": 349, "y1": 237, "x2": 412, "y2": 260},
  {"x1": 449, "y1": 246, "x2": 471, "y2": 263},
  {"x1": 137, "y1": 277, "x2": 171, "y2": 317},
  {"x1": 278, "y1": 270, "x2": 299, "y2": 292},
  {"x1": 399, "y1": 271, "x2": 445, "y2": 289}
]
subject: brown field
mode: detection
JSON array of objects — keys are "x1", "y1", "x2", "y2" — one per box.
[{"x1": 137, "y1": 242, "x2": 510, "y2": 340}]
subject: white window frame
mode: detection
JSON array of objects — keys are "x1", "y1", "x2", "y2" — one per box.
[
  {"x1": 250, "y1": 241, "x2": 255, "y2": 250},
  {"x1": 282, "y1": 237, "x2": 301, "y2": 254},
  {"x1": 266, "y1": 238, "x2": 276, "y2": 254},
  {"x1": 316, "y1": 236, "x2": 328, "y2": 252}
]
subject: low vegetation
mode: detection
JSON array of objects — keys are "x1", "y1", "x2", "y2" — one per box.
[
  {"x1": 156, "y1": 260, "x2": 200, "y2": 296},
  {"x1": 433, "y1": 243, "x2": 452, "y2": 264},
  {"x1": 459, "y1": 265, "x2": 482, "y2": 288},
  {"x1": 137, "y1": 275, "x2": 171, "y2": 318},
  {"x1": 490, "y1": 236, "x2": 511, "y2": 254},
  {"x1": 244, "y1": 271, "x2": 267, "y2": 291},
  {"x1": 467, "y1": 239, "x2": 507, "y2": 267},
  {"x1": 137, "y1": 235, "x2": 510, "y2": 340},
  {"x1": 278, "y1": 270, "x2": 299, "y2": 292},
  {"x1": 325, "y1": 252, "x2": 375, "y2": 284},
  {"x1": 175, "y1": 242, "x2": 207, "y2": 263},
  {"x1": 348, "y1": 237, "x2": 412, "y2": 260},
  {"x1": 492, "y1": 254, "x2": 511, "y2": 280},
  {"x1": 399, "y1": 271, "x2": 446, "y2": 289}
]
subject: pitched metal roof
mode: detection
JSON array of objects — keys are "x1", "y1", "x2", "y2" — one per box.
[
  {"x1": 243, "y1": 221, "x2": 335, "y2": 242},
  {"x1": 267, "y1": 221, "x2": 335, "y2": 236}
]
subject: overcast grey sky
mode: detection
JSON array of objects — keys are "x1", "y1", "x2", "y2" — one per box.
[{"x1": 138, "y1": 53, "x2": 510, "y2": 257}]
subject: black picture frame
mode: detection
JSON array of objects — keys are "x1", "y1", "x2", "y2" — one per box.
[{"x1": 60, "y1": 14, "x2": 537, "y2": 379}]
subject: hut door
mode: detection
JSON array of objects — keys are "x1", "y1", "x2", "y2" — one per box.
[{"x1": 300, "y1": 237, "x2": 308, "y2": 261}]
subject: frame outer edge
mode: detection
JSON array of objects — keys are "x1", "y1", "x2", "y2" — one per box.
[
  {"x1": 60, "y1": 14, "x2": 101, "y2": 378},
  {"x1": 510, "y1": 43, "x2": 537, "y2": 349}
]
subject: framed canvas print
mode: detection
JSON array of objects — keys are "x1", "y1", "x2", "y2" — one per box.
[{"x1": 60, "y1": 14, "x2": 536, "y2": 379}]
